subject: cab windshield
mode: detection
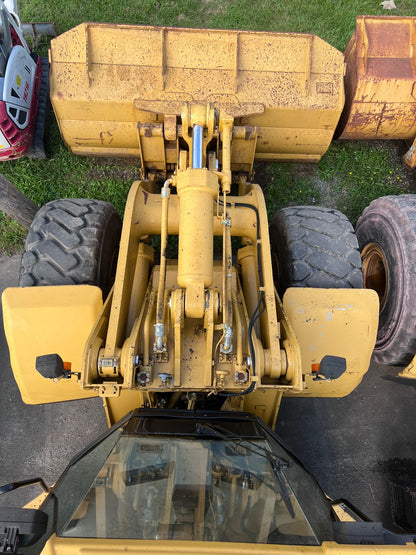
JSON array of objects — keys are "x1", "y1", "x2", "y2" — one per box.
[
  {"x1": 45, "y1": 411, "x2": 332, "y2": 546},
  {"x1": 62, "y1": 434, "x2": 317, "y2": 543}
]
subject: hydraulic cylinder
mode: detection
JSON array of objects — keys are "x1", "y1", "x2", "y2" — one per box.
[{"x1": 176, "y1": 168, "x2": 218, "y2": 317}]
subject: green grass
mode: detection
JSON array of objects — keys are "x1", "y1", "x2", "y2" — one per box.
[
  {"x1": 0, "y1": 118, "x2": 135, "y2": 233},
  {"x1": 316, "y1": 141, "x2": 409, "y2": 224},
  {"x1": 0, "y1": 0, "x2": 415, "y2": 253},
  {"x1": 263, "y1": 141, "x2": 411, "y2": 226},
  {"x1": 261, "y1": 163, "x2": 323, "y2": 221},
  {"x1": 0, "y1": 214, "x2": 26, "y2": 253},
  {"x1": 19, "y1": 0, "x2": 416, "y2": 48}
]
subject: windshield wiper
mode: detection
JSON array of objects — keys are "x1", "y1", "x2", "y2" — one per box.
[{"x1": 196, "y1": 422, "x2": 295, "y2": 518}]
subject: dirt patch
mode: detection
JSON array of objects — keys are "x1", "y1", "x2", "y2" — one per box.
[
  {"x1": 200, "y1": 0, "x2": 229, "y2": 17},
  {"x1": 294, "y1": 163, "x2": 340, "y2": 209}
]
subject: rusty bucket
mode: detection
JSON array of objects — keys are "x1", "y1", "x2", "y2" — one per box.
[{"x1": 338, "y1": 16, "x2": 416, "y2": 167}]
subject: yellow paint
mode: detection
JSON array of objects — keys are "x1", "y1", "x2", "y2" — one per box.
[
  {"x1": 41, "y1": 536, "x2": 416, "y2": 554},
  {"x1": 49, "y1": 23, "x2": 344, "y2": 172},
  {"x1": 283, "y1": 288, "x2": 379, "y2": 397},
  {"x1": 77, "y1": 177, "x2": 294, "y2": 427},
  {"x1": 5, "y1": 23, "x2": 381, "y2": 427},
  {"x1": 16, "y1": 74, "x2": 21, "y2": 87},
  {"x1": 176, "y1": 168, "x2": 218, "y2": 316},
  {"x1": 24, "y1": 491, "x2": 49, "y2": 510},
  {"x1": 241, "y1": 389, "x2": 283, "y2": 429},
  {"x1": 103, "y1": 390, "x2": 145, "y2": 426},
  {"x1": 4, "y1": 182, "x2": 378, "y2": 423},
  {"x1": 2, "y1": 285, "x2": 102, "y2": 404}
]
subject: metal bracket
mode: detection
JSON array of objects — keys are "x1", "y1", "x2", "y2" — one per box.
[{"x1": 98, "y1": 357, "x2": 120, "y2": 378}]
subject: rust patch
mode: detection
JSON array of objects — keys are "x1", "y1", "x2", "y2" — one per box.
[{"x1": 367, "y1": 58, "x2": 414, "y2": 80}]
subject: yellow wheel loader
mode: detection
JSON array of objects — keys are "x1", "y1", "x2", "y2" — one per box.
[{"x1": 1, "y1": 17, "x2": 416, "y2": 554}]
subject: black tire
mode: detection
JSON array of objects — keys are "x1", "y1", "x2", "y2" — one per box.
[
  {"x1": 356, "y1": 195, "x2": 416, "y2": 366},
  {"x1": 270, "y1": 206, "x2": 363, "y2": 298},
  {"x1": 19, "y1": 198, "x2": 122, "y2": 298}
]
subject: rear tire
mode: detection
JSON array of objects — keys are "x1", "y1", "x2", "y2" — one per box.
[
  {"x1": 356, "y1": 195, "x2": 416, "y2": 366},
  {"x1": 19, "y1": 198, "x2": 122, "y2": 298},
  {"x1": 270, "y1": 206, "x2": 362, "y2": 298}
]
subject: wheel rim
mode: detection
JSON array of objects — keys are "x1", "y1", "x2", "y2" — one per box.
[{"x1": 361, "y1": 242, "x2": 388, "y2": 310}]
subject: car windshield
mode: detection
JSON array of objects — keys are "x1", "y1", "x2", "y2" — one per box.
[
  {"x1": 38, "y1": 412, "x2": 332, "y2": 546},
  {"x1": 0, "y1": 7, "x2": 12, "y2": 77}
]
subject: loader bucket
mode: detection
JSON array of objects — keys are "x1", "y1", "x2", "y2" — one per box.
[
  {"x1": 337, "y1": 16, "x2": 416, "y2": 141},
  {"x1": 49, "y1": 24, "x2": 345, "y2": 173}
]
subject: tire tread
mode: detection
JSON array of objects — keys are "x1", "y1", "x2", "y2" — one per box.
[
  {"x1": 356, "y1": 194, "x2": 416, "y2": 365},
  {"x1": 19, "y1": 199, "x2": 121, "y2": 293},
  {"x1": 270, "y1": 206, "x2": 363, "y2": 296}
]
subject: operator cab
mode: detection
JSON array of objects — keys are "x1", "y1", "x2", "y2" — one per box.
[{"x1": 1, "y1": 410, "x2": 415, "y2": 553}]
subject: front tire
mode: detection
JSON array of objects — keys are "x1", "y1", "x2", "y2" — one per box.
[
  {"x1": 19, "y1": 198, "x2": 122, "y2": 298},
  {"x1": 270, "y1": 205, "x2": 362, "y2": 298}
]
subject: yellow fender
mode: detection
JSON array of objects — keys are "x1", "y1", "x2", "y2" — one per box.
[{"x1": 2, "y1": 285, "x2": 102, "y2": 404}]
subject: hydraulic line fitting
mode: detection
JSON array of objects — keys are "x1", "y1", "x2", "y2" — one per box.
[{"x1": 220, "y1": 324, "x2": 233, "y2": 354}]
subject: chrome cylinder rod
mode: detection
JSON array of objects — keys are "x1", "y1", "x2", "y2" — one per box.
[{"x1": 192, "y1": 124, "x2": 203, "y2": 169}]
